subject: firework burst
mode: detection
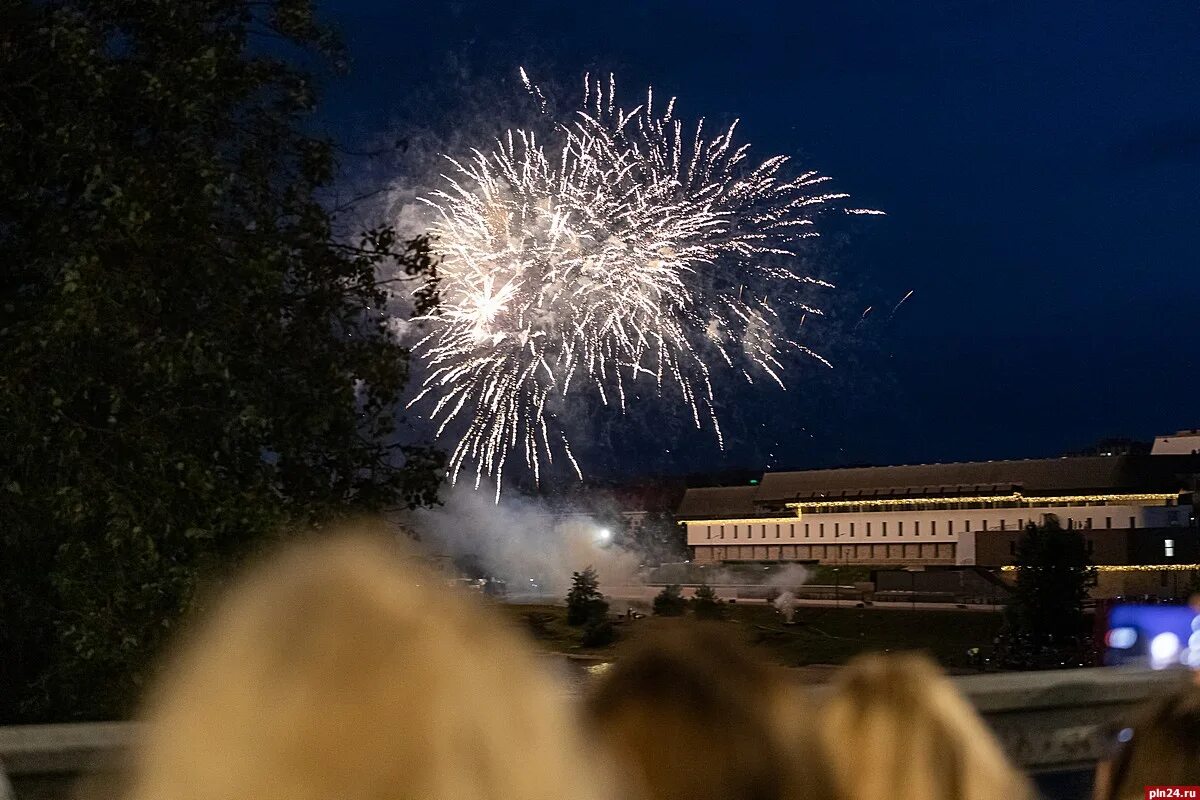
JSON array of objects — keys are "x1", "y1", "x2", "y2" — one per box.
[{"x1": 408, "y1": 71, "x2": 879, "y2": 495}]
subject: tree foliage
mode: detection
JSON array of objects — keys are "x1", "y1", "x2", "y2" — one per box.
[
  {"x1": 692, "y1": 583, "x2": 726, "y2": 620},
  {"x1": 0, "y1": 0, "x2": 442, "y2": 721},
  {"x1": 996, "y1": 515, "x2": 1097, "y2": 669},
  {"x1": 652, "y1": 584, "x2": 687, "y2": 616},
  {"x1": 565, "y1": 566, "x2": 608, "y2": 626}
]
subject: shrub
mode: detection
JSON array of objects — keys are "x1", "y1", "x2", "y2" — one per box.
[
  {"x1": 692, "y1": 583, "x2": 726, "y2": 620},
  {"x1": 566, "y1": 566, "x2": 609, "y2": 626},
  {"x1": 652, "y1": 584, "x2": 687, "y2": 616},
  {"x1": 581, "y1": 620, "x2": 617, "y2": 648}
]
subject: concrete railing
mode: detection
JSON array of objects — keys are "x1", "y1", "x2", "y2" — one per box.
[
  {"x1": 0, "y1": 666, "x2": 1191, "y2": 797},
  {"x1": 954, "y1": 666, "x2": 1190, "y2": 772}
]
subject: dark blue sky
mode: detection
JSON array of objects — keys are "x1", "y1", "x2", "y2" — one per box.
[{"x1": 322, "y1": 1, "x2": 1200, "y2": 476}]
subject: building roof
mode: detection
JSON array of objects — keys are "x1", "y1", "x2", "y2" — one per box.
[
  {"x1": 756, "y1": 456, "x2": 1198, "y2": 505},
  {"x1": 676, "y1": 455, "x2": 1200, "y2": 518},
  {"x1": 676, "y1": 485, "x2": 760, "y2": 519}
]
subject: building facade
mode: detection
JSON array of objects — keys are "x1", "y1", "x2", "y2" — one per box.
[{"x1": 677, "y1": 454, "x2": 1200, "y2": 594}]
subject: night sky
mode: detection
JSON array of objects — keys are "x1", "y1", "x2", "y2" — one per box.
[{"x1": 320, "y1": 1, "x2": 1200, "y2": 478}]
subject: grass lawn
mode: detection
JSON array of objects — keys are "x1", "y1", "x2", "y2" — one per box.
[{"x1": 502, "y1": 601, "x2": 1004, "y2": 672}]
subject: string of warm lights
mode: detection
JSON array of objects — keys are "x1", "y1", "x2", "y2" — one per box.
[
  {"x1": 1000, "y1": 564, "x2": 1200, "y2": 573},
  {"x1": 685, "y1": 491, "x2": 1180, "y2": 526},
  {"x1": 784, "y1": 491, "x2": 1178, "y2": 512},
  {"x1": 683, "y1": 516, "x2": 801, "y2": 527}
]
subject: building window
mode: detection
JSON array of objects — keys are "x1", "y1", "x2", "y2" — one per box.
[
  {"x1": 999, "y1": 519, "x2": 1006, "y2": 531},
  {"x1": 1009, "y1": 541, "x2": 1016, "y2": 555},
  {"x1": 930, "y1": 520, "x2": 936, "y2": 535},
  {"x1": 914, "y1": 521, "x2": 920, "y2": 536},
  {"x1": 850, "y1": 522, "x2": 855, "y2": 536},
  {"x1": 1165, "y1": 539, "x2": 1175, "y2": 558},
  {"x1": 947, "y1": 520, "x2": 953, "y2": 535},
  {"x1": 866, "y1": 521, "x2": 872, "y2": 537},
  {"x1": 882, "y1": 521, "x2": 887, "y2": 537},
  {"x1": 1067, "y1": 518, "x2": 1073, "y2": 530},
  {"x1": 819, "y1": 524, "x2": 825, "y2": 538},
  {"x1": 1085, "y1": 518, "x2": 1092, "y2": 530},
  {"x1": 775, "y1": 524, "x2": 781, "y2": 539},
  {"x1": 897, "y1": 521, "x2": 904, "y2": 537},
  {"x1": 1105, "y1": 516, "x2": 1112, "y2": 529},
  {"x1": 719, "y1": 525, "x2": 725, "y2": 539},
  {"x1": 706, "y1": 526, "x2": 712, "y2": 540},
  {"x1": 1130, "y1": 516, "x2": 1136, "y2": 530},
  {"x1": 834, "y1": 523, "x2": 840, "y2": 537},
  {"x1": 965, "y1": 520, "x2": 971, "y2": 533},
  {"x1": 804, "y1": 524, "x2": 810, "y2": 538},
  {"x1": 1018, "y1": 518, "x2": 1024, "y2": 530},
  {"x1": 732, "y1": 525, "x2": 738, "y2": 539},
  {"x1": 982, "y1": 520, "x2": 988, "y2": 531}
]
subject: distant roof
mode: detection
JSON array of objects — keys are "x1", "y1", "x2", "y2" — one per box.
[
  {"x1": 676, "y1": 485, "x2": 759, "y2": 519},
  {"x1": 756, "y1": 456, "x2": 1197, "y2": 504},
  {"x1": 676, "y1": 455, "x2": 1200, "y2": 517}
]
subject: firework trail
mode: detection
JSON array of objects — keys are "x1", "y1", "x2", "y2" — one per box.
[
  {"x1": 889, "y1": 289, "x2": 914, "y2": 319},
  {"x1": 853, "y1": 306, "x2": 873, "y2": 332},
  {"x1": 409, "y1": 71, "x2": 879, "y2": 496}
]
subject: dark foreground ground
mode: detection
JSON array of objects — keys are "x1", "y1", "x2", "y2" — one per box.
[{"x1": 505, "y1": 601, "x2": 1006, "y2": 673}]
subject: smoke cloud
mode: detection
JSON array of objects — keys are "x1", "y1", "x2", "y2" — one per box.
[{"x1": 401, "y1": 482, "x2": 642, "y2": 597}]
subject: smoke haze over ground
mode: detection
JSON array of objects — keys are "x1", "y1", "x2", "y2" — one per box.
[{"x1": 403, "y1": 482, "x2": 642, "y2": 596}]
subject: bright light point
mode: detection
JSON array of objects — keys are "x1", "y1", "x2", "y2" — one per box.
[
  {"x1": 595, "y1": 528, "x2": 613, "y2": 545},
  {"x1": 1150, "y1": 632, "x2": 1181, "y2": 667},
  {"x1": 1106, "y1": 627, "x2": 1138, "y2": 650}
]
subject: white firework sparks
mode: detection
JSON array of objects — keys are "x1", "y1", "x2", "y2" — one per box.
[{"x1": 408, "y1": 72, "x2": 878, "y2": 496}]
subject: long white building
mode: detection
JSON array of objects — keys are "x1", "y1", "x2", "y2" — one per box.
[{"x1": 677, "y1": 454, "x2": 1200, "y2": 595}]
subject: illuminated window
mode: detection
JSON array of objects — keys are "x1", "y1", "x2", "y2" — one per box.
[{"x1": 1165, "y1": 539, "x2": 1175, "y2": 557}]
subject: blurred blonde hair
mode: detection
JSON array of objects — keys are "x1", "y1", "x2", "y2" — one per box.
[
  {"x1": 818, "y1": 653, "x2": 1031, "y2": 800},
  {"x1": 585, "y1": 623, "x2": 832, "y2": 800},
  {"x1": 124, "y1": 525, "x2": 611, "y2": 800},
  {"x1": 1095, "y1": 683, "x2": 1200, "y2": 800}
]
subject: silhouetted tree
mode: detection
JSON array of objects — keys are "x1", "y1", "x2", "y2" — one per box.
[
  {"x1": 692, "y1": 583, "x2": 726, "y2": 620},
  {"x1": 566, "y1": 566, "x2": 609, "y2": 626},
  {"x1": 652, "y1": 584, "x2": 687, "y2": 616},
  {"x1": 0, "y1": 0, "x2": 442, "y2": 721},
  {"x1": 996, "y1": 515, "x2": 1097, "y2": 669}
]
